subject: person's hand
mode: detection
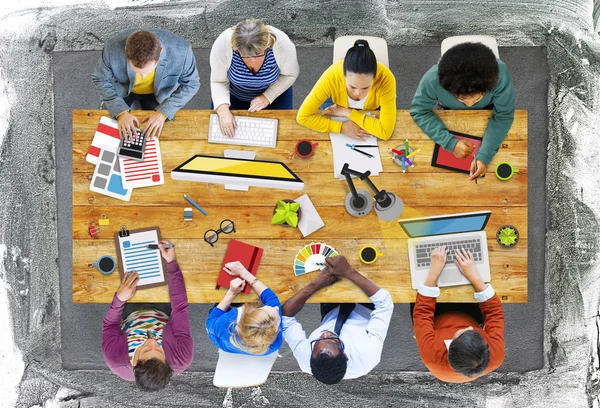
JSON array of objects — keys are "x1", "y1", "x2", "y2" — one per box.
[
  {"x1": 468, "y1": 160, "x2": 487, "y2": 181},
  {"x1": 323, "y1": 104, "x2": 352, "y2": 118},
  {"x1": 452, "y1": 139, "x2": 475, "y2": 158},
  {"x1": 455, "y1": 248, "x2": 479, "y2": 282},
  {"x1": 324, "y1": 255, "x2": 355, "y2": 277},
  {"x1": 116, "y1": 271, "x2": 139, "y2": 302},
  {"x1": 117, "y1": 111, "x2": 140, "y2": 142},
  {"x1": 141, "y1": 111, "x2": 166, "y2": 139},
  {"x1": 158, "y1": 240, "x2": 176, "y2": 263},
  {"x1": 223, "y1": 261, "x2": 250, "y2": 278},
  {"x1": 340, "y1": 121, "x2": 370, "y2": 141},
  {"x1": 312, "y1": 266, "x2": 341, "y2": 288},
  {"x1": 216, "y1": 105, "x2": 237, "y2": 138},
  {"x1": 429, "y1": 246, "x2": 449, "y2": 277},
  {"x1": 227, "y1": 277, "x2": 246, "y2": 295},
  {"x1": 248, "y1": 94, "x2": 270, "y2": 113}
]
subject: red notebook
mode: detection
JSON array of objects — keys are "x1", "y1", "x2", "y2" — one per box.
[
  {"x1": 216, "y1": 239, "x2": 264, "y2": 294},
  {"x1": 431, "y1": 131, "x2": 483, "y2": 174}
]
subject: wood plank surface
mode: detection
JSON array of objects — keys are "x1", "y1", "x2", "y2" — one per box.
[{"x1": 72, "y1": 109, "x2": 528, "y2": 304}]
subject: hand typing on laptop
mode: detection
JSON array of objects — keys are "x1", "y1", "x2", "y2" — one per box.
[
  {"x1": 424, "y1": 246, "x2": 449, "y2": 287},
  {"x1": 455, "y1": 248, "x2": 487, "y2": 292}
]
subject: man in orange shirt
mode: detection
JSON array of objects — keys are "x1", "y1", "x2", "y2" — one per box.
[{"x1": 412, "y1": 246, "x2": 505, "y2": 382}]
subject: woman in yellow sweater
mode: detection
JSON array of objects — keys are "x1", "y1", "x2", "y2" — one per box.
[{"x1": 296, "y1": 39, "x2": 397, "y2": 140}]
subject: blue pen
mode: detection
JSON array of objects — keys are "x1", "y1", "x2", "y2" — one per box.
[
  {"x1": 183, "y1": 194, "x2": 208, "y2": 216},
  {"x1": 345, "y1": 143, "x2": 373, "y2": 158}
]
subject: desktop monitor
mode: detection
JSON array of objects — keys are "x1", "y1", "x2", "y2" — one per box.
[{"x1": 171, "y1": 155, "x2": 305, "y2": 190}]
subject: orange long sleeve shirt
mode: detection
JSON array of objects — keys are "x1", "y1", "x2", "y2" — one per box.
[{"x1": 413, "y1": 293, "x2": 505, "y2": 383}]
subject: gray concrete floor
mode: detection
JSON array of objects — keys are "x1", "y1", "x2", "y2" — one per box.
[{"x1": 55, "y1": 46, "x2": 548, "y2": 373}]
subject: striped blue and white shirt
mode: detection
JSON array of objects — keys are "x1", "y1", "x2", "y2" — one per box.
[{"x1": 228, "y1": 48, "x2": 280, "y2": 102}]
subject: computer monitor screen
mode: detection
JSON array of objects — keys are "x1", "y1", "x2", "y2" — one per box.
[
  {"x1": 398, "y1": 211, "x2": 491, "y2": 238},
  {"x1": 171, "y1": 155, "x2": 304, "y2": 190}
]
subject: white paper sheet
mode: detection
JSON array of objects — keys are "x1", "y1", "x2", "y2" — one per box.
[
  {"x1": 117, "y1": 229, "x2": 165, "y2": 286},
  {"x1": 329, "y1": 132, "x2": 383, "y2": 179},
  {"x1": 294, "y1": 194, "x2": 324, "y2": 237}
]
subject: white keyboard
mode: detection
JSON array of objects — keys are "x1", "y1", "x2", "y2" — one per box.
[{"x1": 208, "y1": 114, "x2": 278, "y2": 148}]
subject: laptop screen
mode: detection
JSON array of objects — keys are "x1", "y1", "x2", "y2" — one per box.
[{"x1": 398, "y1": 211, "x2": 491, "y2": 238}]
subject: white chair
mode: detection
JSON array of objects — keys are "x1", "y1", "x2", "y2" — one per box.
[
  {"x1": 333, "y1": 35, "x2": 389, "y2": 68},
  {"x1": 441, "y1": 35, "x2": 499, "y2": 58},
  {"x1": 213, "y1": 350, "x2": 279, "y2": 388}
]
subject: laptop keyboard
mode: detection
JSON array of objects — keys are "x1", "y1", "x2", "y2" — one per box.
[{"x1": 415, "y1": 238, "x2": 482, "y2": 268}]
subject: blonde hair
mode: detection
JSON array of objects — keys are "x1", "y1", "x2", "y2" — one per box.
[
  {"x1": 229, "y1": 301, "x2": 279, "y2": 355},
  {"x1": 231, "y1": 19, "x2": 276, "y2": 57}
]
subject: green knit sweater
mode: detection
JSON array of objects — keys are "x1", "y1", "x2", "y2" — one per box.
[{"x1": 409, "y1": 60, "x2": 515, "y2": 165}]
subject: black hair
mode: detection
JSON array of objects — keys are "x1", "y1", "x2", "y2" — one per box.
[
  {"x1": 438, "y1": 42, "x2": 499, "y2": 96},
  {"x1": 310, "y1": 351, "x2": 348, "y2": 385},
  {"x1": 133, "y1": 358, "x2": 173, "y2": 391},
  {"x1": 343, "y1": 39, "x2": 377, "y2": 77},
  {"x1": 448, "y1": 330, "x2": 490, "y2": 377}
]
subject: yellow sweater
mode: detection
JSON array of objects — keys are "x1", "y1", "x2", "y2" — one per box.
[
  {"x1": 296, "y1": 61, "x2": 397, "y2": 140},
  {"x1": 131, "y1": 69, "x2": 156, "y2": 95}
]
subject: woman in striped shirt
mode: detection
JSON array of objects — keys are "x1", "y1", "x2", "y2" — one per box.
[{"x1": 210, "y1": 19, "x2": 300, "y2": 137}]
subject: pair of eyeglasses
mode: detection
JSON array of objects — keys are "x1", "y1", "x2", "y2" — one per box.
[
  {"x1": 310, "y1": 334, "x2": 345, "y2": 353},
  {"x1": 204, "y1": 219, "x2": 236, "y2": 247}
]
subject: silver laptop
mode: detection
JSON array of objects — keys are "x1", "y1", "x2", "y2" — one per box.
[{"x1": 398, "y1": 211, "x2": 492, "y2": 289}]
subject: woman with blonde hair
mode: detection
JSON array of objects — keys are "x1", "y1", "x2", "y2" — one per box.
[
  {"x1": 206, "y1": 261, "x2": 282, "y2": 355},
  {"x1": 210, "y1": 19, "x2": 299, "y2": 137}
]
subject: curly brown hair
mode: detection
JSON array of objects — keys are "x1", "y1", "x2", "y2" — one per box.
[{"x1": 125, "y1": 30, "x2": 161, "y2": 68}]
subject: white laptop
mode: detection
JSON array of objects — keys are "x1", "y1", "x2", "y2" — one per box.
[{"x1": 398, "y1": 211, "x2": 492, "y2": 289}]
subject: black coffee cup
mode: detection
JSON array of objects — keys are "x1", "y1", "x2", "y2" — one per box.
[{"x1": 92, "y1": 255, "x2": 116, "y2": 274}]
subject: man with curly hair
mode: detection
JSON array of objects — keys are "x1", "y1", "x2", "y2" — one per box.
[{"x1": 410, "y1": 42, "x2": 515, "y2": 180}]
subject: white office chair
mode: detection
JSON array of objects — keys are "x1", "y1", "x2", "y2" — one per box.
[
  {"x1": 441, "y1": 35, "x2": 499, "y2": 58},
  {"x1": 333, "y1": 35, "x2": 389, "y2": 68},
  {"x1": 213, "y1": 350, "x2": 279, "y2": 388}
]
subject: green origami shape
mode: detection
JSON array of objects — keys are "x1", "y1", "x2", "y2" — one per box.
[
  {"x1": 271, "y1": 200, "x2": 300, "y2": 227},
  {"x1": 498, "y1": 227, "x2": 518, "y2": 246}
]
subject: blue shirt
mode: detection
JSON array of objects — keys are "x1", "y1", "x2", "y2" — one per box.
[
  {"x1": 206, "y1": 288, "x2": 283, "y2": 355},
  {"x1": 228, "y1": 48, "x2": 280, "y2": 102}
]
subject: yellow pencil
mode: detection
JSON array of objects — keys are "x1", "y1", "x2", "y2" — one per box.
[{"x1": 405, "y1": 148, "x2": 421, "y2": 159}]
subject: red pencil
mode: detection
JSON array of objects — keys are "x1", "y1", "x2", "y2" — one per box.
[{"x1": 388, "y1": 147, "x2": 404, "y2": 155}]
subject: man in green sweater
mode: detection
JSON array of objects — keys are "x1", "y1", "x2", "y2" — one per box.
[{"x1": 409, "y1": 43, "x2": 515, "y2": 180}]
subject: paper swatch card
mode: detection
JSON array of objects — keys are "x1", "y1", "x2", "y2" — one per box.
[
  {"x1": 294, "y1": 194, "x2": 324, "y2": 238},
  {"x1": 293, "y1": 242, "x2": 338, "y2": 276},
  {"x1": 87, "y1": 116, "x2": 121, "y2": 165},
  {"x1": 114, "y1": 227, "x2": 167, "y2": 289},
  {"x1": 89, "y1": 145, "x2": 132, "y2": 201},
  {"x1": 120, "y1": 138, "x2": 165, "y2": 189}
]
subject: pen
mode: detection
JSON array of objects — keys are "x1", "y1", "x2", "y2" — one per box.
[
  {"x1": 401, "y1": 156, "x2": 406, "y2": 173},
  {"x1": 405, "y1": 149, "x2": 421, "y2": 159},
  {"x1": 351, "y1": 144, "x2": 378, "y2": 148},
  {"x1": 147, "y1": 244, "x2": 174, "y2": 249},
  {"x1": 346, "y1": 143, "x2": 373, "y2": 158},
  {"x1": 184, "y1": 194, "x2": 208, "y2": 216}
]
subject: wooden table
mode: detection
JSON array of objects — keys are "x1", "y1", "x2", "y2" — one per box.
[{"x1": 72, "y1": 109, "x2": 528, "y2": 304}]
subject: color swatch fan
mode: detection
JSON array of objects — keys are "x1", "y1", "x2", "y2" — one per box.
[{"x1": 293, "y1": 242, "x2": 338, "y2": 276}]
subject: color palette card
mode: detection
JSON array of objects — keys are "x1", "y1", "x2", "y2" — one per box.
[
  {"x1": 89, "y1": 145, "x2": 132, "y2": 201},
  {"x1": 86, "y1": 116, "x2": 121, "y2": 165},
  {"x1": 293, "y1": 242, "x2": 338, "y2": 276}
]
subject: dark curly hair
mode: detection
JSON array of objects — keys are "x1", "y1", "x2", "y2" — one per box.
[
  {"x1": 448, "y1": 330, "x2": 490, "y2": 377},
  {"x1": 310, "y1": 351, "x2": 348, "y2": 385},
  {"x1": 343, "y1": 39, "x2": 377, "y2": 77},
  {"x1": 126, "y1": 30, "x2": 161, "y2": 68},
  {"x1": 438, "y1": 42, "x2": 499, "y2": 96},
  {"x1": 133, "y1": 358, "x2": 173, "y2": 391}
]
